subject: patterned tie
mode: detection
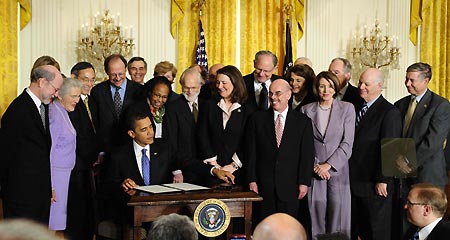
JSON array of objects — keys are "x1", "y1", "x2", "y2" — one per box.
[
  {"x1": 113, "y1": 86, "x2": 122, "y2": 118},
  {"x1": 403, "y1": 97, "x2": 417, "y2": 136},
  {"x1": 356, "y1": 104, "x2": 368, "y2": 127},
  {"x1": 275, "y1": 113, "x2": 283, "y2": 147},
  {"x1": 259, "y1": 82, "x2": 268, "y2": 110},
  {"x1": 192, "y1": 102, "x2": 198, "y2": 123},
  {"x1": 141, "y1": 149, "x2": 151, "y2": 186},
  {"x1": 39, "y1": 103, "x2": 46, "y2": 130},
  {"x1": 84, "y1": 96, "x2": 93, "y2": 122}
]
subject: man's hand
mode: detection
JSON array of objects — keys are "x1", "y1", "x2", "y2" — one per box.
[
  {"x1": 298, "y1": 184, "x2": 308, "y2": 199},
  {"x1": 212, "y1": 168, "x2": 235, "y2": 184},
  {"x1": 221, "y1": 164, "x2": 236, "y2": 174},
  {"x1": 396, "y1": 155, "x2": 412, "y2": 174},
  {"x1": 375, "y1": 183, "x2": 388, "y2": 197},
  {"x1": 249, "y1": 182, "x2": 259, "y2": 194},
  {"x1": 121, "y1": 178, "x2": 138, "y2": 191},
  {"x1": 173, "y1": 173, "x2": 184, "y2": 183}
]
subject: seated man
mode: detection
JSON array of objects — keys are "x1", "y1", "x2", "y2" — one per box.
[
  {"x1": 253, "y1": 213, "x2": 307, "y2": 240},
  {"x1": 404, "y1": 183, "x2": 450, "y2": 240},
  {"x1": 147, "y1": 213, "x2": 197, "y2": 240}
]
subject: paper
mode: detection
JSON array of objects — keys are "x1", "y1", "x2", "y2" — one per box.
[
  {"x1": 135, "y1": 185, "x2": 181, "y2": 194},
  {"x1": 162, "y1": 183, "x2": 209, "y2": 191}
]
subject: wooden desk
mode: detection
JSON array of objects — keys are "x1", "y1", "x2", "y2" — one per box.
[{"x1": 127, "y1": 190, "x2": 262, "y2": 240}]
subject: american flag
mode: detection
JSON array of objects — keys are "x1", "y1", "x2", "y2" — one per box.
[
  {"x1": 195, "y1": 20, "x2": 208, "y2": 71},
  {"x1": 282, "y1": 20, "x2": 293, "y2": 76}
]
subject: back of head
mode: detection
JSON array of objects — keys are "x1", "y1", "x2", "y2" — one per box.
[
  {"x1": 253, "y1": 213, "x2": 307, "y2": 240},
  {"x1": 0, "y1": 219, "x2": 59, "y2": 240},
  {"x1": 147, "y1": 213, "x2": 198, "y2": 240}
]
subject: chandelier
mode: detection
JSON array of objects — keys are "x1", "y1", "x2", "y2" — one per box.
[
  {"x1": 78, "y1": 10, "x2": 134, "y2": 80},
  {"x1": 351, "y1": 20, "x2": 400, "y2": 70}
]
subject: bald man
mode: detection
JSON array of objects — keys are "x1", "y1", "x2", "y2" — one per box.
[
  {"x1": 294, "y1": 57, "x2": 313, "y2": 68},
  {"x1": 253, "y1": 213, "x2": 307, "y2": 240}
]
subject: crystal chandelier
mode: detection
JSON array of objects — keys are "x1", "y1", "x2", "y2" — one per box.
[
  {"x1": 351, "y1": 20, "x2": 400, "y2": 70},
  {"x1": 78, "y1": 10, "x2": 134, "y2": 80}
]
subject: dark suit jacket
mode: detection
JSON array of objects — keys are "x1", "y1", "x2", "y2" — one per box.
[
  {"x1": 403, "y1": 220, "x2": 450, "y2": 240},
  {"x1": 0, "y1": 90, "x2": 52, "y2": 223},
  {"x1": 243, "y1": 72, "x2": 283, "y2": 110},
  {"x1": 246, "y1": 108, "x2": 315, "y2": 202},
  {"x1": 350, "y1": 95, "x2": 402, "y2": 197},
  {"x1": 342, "y1": 83, "x2": 364, "y2": 110},
  {"x1": 289, "y1": 92, "x2": 318, "y2": 111},
  {"x1": 395, "y1": 90, "x2": 450, "y2": 188},
  {"x1": 89, "y1": 79, "x2": 142, "y2": 153}
]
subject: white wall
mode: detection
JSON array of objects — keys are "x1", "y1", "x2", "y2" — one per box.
[{"x1": 19, "y1": 0, "x2": 416, "y2": 102}]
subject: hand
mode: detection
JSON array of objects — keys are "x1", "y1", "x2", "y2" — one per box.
[
  {"x1": 213, "y1": 168, "x2": 235, "y2": 184},
  {"x1": 249, "y1": 182, "x2": 259, "y2": 194},
  {"x1": 51, "y1": 190, "x2": 57, "y2": 203},
  {"x1": 221, "y1": 164, "x2": 236, "y2": 174},
  {"x1": 375, "y1": 183, "x2": 388, "y2": 197},
  {"x1": 125, "y1": 189, "x2": 137, "y2": 196},
  {"x1": 396, "y1": 155, "x2": 412, "y2": 174},
  {"x1": 93, "y1": 154, "x2": 105, "y2": 168},
  {"x1": 314, "y1": 163, "x2": 331, "y2": 180},
  {"x1": 298, "y1": 184, "x2": 308, "y2": 199},
  {"x1": 173, "y1": 173, "x2": 184, "y2": 183},
  {"x1": 121, "y1": 178, "x2": 138, "y2": 192}
]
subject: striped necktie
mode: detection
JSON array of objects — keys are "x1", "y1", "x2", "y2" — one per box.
[{"x1": 356, "y1": 104, "x2": 368, "y2": 127}]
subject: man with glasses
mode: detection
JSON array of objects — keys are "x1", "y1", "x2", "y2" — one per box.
[
  {"x1": 1, "y1": 64, "x2": 63, "y2": 224},
  {"x1": 244, "y1": 50, "x2": 282, "y2": 110},
  {"x1": 404, "y1": 183, "x2": 450, "y2": 240}
]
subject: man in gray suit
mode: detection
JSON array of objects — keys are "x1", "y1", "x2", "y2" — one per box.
[{"x1": 394, "y1": 62, "x2": 450, "y2": 190}]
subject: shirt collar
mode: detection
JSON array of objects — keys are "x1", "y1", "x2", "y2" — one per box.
[
  {"x1": 365, "y1": 94, "x2": 382, "y2": 108},
  {"x1": 418, "y1": 217, "x2": 442, "y2": 240},
  {"x1": 273, "y1": 106, "x2": 288, "y2": 121},
  {"x1": 26, "y1": 87, "x2": 43, "y2": 111},
  {"x1": 133, "y1": 140, "x2": 150, "y2": 156},
  {"x1": 414, "y1": 89, "x2": 428, "y2": 103}
]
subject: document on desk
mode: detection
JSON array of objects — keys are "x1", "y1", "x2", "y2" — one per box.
[
  {"x1": 162, "y1": 183, "x2": 210, "y2": 191},
  {"x1": 135, "y1": 185, "x2": 181, "y2": 194}
]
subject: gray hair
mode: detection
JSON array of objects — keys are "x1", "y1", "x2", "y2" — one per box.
[
  {"x1": 58, "y1": 78, "x2": 82, "y2": 97},
  {"x1": 407, "y1": 62, "x2": 432, "y2": 80},
  {"x1": 147, "y1": 213, "x2": 198, "y2": 240},
  {"x1": 30, "y1": 66, "x2": 55, "y2": 83},
  {"x1": 180, "y1": 68, "x2": 202, "y2": 86},
  {"x1": 0, "y1": 219, "x2": 60, "y2": 240},
  {"x1": 331, "y1": 57, "x2": 352, "y2": 74},
  {"x1": 255, "y1": 50, "x2": 278, "y2": 67}
]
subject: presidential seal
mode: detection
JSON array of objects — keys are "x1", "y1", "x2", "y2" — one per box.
[{"x1": 194, "y1": 198, "x2": 231, "y2": 237}]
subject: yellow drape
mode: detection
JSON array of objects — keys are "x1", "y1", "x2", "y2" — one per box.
[
  {"x1": 170, "y1": 0, "x2": 236, "y2": 93},
  {"x1": 240, "y1": 0, "x2": 301, "y2": 76},
  {"x1": 409, "y1": 0, "x2": 422, "y2": 46},
  {"x1": 19, "y1": 0, "x2": 31, "y2": 30},
  {"x1": 418, "y1": 0, "x2": 449, "y2": 99}
]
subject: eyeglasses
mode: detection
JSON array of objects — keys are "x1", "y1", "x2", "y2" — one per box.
[
  {"x1": 46, "y1": 79, "x2": 59, "y2": 92},
  {"x1": 81, "y1": 78, "x2": 97, "y2": 84},
  {"x1": 405, "y1": 200, "x2": 427, "y2": 206},
  {"x1": 255, "y1": 67, "x2": 274, "y2": 74}
]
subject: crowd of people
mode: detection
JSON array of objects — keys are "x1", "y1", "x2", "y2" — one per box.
[{"x1": 1, "y1": 51, "x2": 450, "y2": 240}]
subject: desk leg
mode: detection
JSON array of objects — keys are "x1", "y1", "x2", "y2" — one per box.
[
  {"x1": 133, "y1": 207, "x2": 142, "y2": 240},
  {"x1": 244, "y1": 202, "x2": 253, "y2": 239}
]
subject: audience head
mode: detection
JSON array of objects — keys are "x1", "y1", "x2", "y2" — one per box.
[
  {"x1": 358, "y1": 68, "x2": 384, "y2": 103},
  {"x1": 216, "y1": 65, "x2": 247, "y2": 104},
  {"x1": 128, "y1": 56, "x2": 148, "y2": 84},
  {"x1": 30, "y1": 65, "x2": 63, "y2": 104},
  {"x1": 31, "y1": 56, "x2": 61, "y2": 78},
  {"x1": 294, "y1": 57, "x2": 313, "y2": 68},
  {"x1": 147, "y1": 213, "x2": 198, "y2": 240},
  {"x1": 104, "y1": 54, "x2": 127, "y2": 87},
  {"x1": 313, "y1": 71, "x2": 340, "y2": 100},
  {"x1": 328, "y1": 57, "x2": 352, "y2": 89},
  {"x1": 269, "y1": 79, "x2": 292, "y2": 113},
  {"x1": 405, "y1": 62, "x2": 432, "y2": 96},
  {"x1": 56, "y1": 78, "x2": 82, "y2": 112},
  {"x1": 208, "y1": 63, "x2": 225, "y2": 87},
  {"x1": 70, "y1": 61, "x2": 96, "y2": 95},
  {"x1": 180, "y1": 68, "x2": 202, "y2": 102},
  {"x1": 405, "y1": 183, "x2": 447, "y2": 228},
  {"x1": 286, "y1": 64, "x2": 316, "y2": 97},
  {"x1": 253, "y1": 50, "x2": 278, "y2": 83},
  {"x1": 145, "y1": 76, "x2": 172, "y2": 112},
  {"x1": 0, "y1": 219, "x2": 60, "y2": 240},
  {"x1": 125, "y1": 108, "x2": 154, "y2": 147},
  {"x1": 153, "y1": 61, "x2": 177, "y2": 83},
  {"x1": 189, "y1": 64, "x2": 208, "y2": 84},
  {"x1": 253, "y1": 213, "x2": 307, "y2": 240}
]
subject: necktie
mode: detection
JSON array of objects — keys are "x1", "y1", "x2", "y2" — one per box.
[
  {"x1": 192, "y1": 102, "x2": 198, "y2": 123},
  {"x1": 411, "y1": 230, "x2": 419, "y2": 240},
  {"x1": 39, "y1": 103, "x2": 46, "y2": 130},
  {"x1": 356, "y1": 104, "x2": 368, "y2": 127},
  {"x1": 259, "y1": 82, "x2": 268, "y2": 110},
  {"x1": 403, "y1": 97, "x2": 417, "y2": 136},
  {"x1": 84, "y1": 96, "x2": 93, "y2": 122},
  {"x1": 275, "y1": 114, "x2": 283, "y2": 147},
  {"x1": 114, "y1": 86, "x2": 122, "y2": 118},
  {"x1": 141, "y1": 149, "x2": 150, "y2": 186}
]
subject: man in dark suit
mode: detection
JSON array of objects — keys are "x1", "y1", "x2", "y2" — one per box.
[
  {"x1": 199, "y1": 63, "x2": 224, "y2": 100},
  {"x1": 243, "y1": 50, "x2": 282, "y2": 110},
  {"x1": 349, "y1": 68, "x2": 402, "y2": 240},
  {"x1": 329, "y1": 57, "x2": 363, "y2": 109},
  {"x1": 1, "y1": 65, "x2": 63, "y2": 224},
  {"x1": 394, "y1": 62, "x2": 450, "y2": 190},
  {"x1": 403, "y1": 183, "x2": 450, "y2": 240},
  {"x1": 247, "y1": 79, "x2": 314, "y2": 221},
  {"x1": 66, "y1": 61, "x2": 99, "y2": 240}
]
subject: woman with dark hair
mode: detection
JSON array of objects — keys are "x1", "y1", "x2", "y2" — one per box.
[
  {"x1": 197, "y1": 65, "x2": 254, "y2": 184},
  {"x1": 286, "y1": 64, "x2": 317, "y2": 110},
  {"x1": 301, "y1": 71, "x2": 355, "y2": 239}
]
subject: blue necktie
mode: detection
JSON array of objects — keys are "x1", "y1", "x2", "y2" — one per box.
[
  {"x1": 356, "y1": 104, "x2": 368, "y2": 127},
  {"x1": 411, "y1": 230, "x2": 419, "y2": 240},
  {"x1": 141, "y1": 149, "x2": 150, "y2": 186}
]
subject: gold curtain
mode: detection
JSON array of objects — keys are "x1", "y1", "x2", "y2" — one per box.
[
  {"x1": 171, "y1": 0, "x2": 236, "y2": 93},
  {"x1": 418, "y1": 0, "x2": 449, "y2": 99},
  {"x1": 240, "y1": 0, "x2": 302, "y2": 76}
]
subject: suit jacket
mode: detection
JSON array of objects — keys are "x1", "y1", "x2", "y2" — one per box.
[
  {"x1": 246, "y1": 108, "x2": 315, "y2": 202},
  {"x1": 0, "y1": 89, "x2": 52, "y2": 223},
  {"x1": 290, "y1": 92, "x2": 318, "y2": 111},
  {"x1": 350, "y1": 95, "x2": 402, "y2": 197},
  {"x1": 89, "y1": 79, "x2": 142, "y2": 153},
  {"x1": 342, "y1": 83, "x2": 364, "y2": 110},
  {"x1": 243, "y1": 72, "x2": 283, "y2": 110},
  {"x1": 395, "y1": 90, "x2": 450, "y2": 188},
  {"x1": 403, "y1": 220, "x2": 450, "y2": 240}
]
